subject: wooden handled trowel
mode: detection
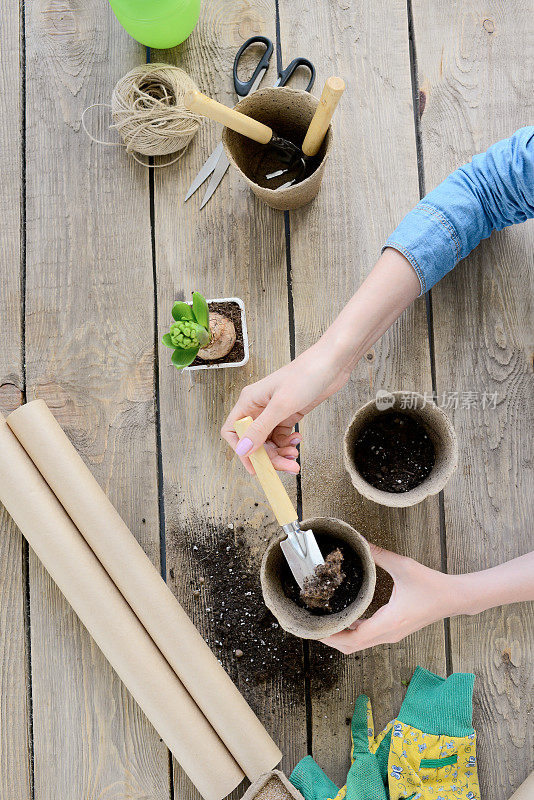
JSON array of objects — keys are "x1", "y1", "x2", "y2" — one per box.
[{"x1": 235, "y1": 417, "x2": 324, "y2": 587}]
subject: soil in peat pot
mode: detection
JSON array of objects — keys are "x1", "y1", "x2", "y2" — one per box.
[
  {"x1": 190, "y1": 301, "x2": 245, "y2": 367},
  {"x1": 253, "y1": 776, "x2": 297, "y2": 800},
  {"x1": 174, "y1": 521, "x2": 343, "y2": 689},
  {"x1": 281, "y1": 533, "x2": 364, "y2": 616},
  {"x1": 353, "y1": 411, "x2": 435, "y2": 492}
]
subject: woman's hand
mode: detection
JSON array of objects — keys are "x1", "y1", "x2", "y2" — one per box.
[
  {"x1": 221, "y1": 338, "x2": 351, "y2": 474},
  {"x1": 221, "y1": 249, "x2": 421, "y2": 474},
  {"x1": 322, "y1": 544, "x2": 462, "y2": 653},
  {"x1": 323, "y1": 547, "x2": 534, "y2": 653}
]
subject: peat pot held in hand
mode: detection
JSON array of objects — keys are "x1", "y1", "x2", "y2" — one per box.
[
  {"x1": 343, "y1": 391, "x2": 458, "y2": 508},
  {"x1": 222, "y1": 86, "x2": 333, "y2": 211},
  {"x1": 261, "y1": 517, "x2": 376, "y2": 640}
]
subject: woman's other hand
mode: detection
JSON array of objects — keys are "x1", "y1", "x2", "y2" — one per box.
[
  {"x1": 221, "y1": 340, "x2": 351, "y2": 474},
  {"x1": 221, "y1": 248, "x2": 420, "y2": 474},
  {"x1": 322, "y1": 546, "x2": 534, "y2": 653},
  {"x1": 322, "y1": 544, "x2": 459, "y2": 652}
]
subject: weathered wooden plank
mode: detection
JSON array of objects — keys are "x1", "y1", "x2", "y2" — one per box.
[
  {"x1": 24, "y1": 1, "x2": 169, "y2": 798},
  {"x1": 412, "y1": 2, "x2": 534, "y2": 797},
  {"x1": 279, "y1": 0, "x2": 446, "y2": 784},
  {"x1": 0, "y1": 1, "x2": 31, "y2": 797},
  {"x1": 152, "y1": 2, "x2": 307, "y2": 797}
]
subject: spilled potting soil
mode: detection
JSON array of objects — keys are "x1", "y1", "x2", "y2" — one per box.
[
  {"x1": 353, "y1": 411, "x2": 435, "y2": 492},
  {"x1": 177, "y1": 521, "x2": 341, "y2": 689}
]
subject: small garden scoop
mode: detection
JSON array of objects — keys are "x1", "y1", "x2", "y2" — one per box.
[
  {"x1": 235, "y1": 417, "x2": 324, "y2": 587},
  {"x1": 185, "y1": 77, "x2": 344, "y2": 188}
]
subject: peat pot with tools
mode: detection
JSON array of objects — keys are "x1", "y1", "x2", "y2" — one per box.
[
  {"x1": 186, "y1": 78, "x2": 345, "y2": 210},
  {"x1": 344, "y1": 391, "x2": 459, "y2": 508},
  {"x1": 185, "y1": 34, "x2": 315, "y2": 208},
  {"x1": 235, "y1": 418, "x2": 376, "y2": 640}
]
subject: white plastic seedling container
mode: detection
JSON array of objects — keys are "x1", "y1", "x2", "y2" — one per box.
[{"x1": 183, "y1": 296, "x2": 249, "y2": 371}]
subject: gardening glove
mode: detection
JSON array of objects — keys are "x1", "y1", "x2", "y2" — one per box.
[
  {"x1": 384, "y1": 667, "x2": 480, "y2": 800},
  {"x1": 291, "y1": 667, "x2": 481, "y2": 800},
  {"x1": 290, "y1": 694, "x2": 391, "y2": 800},
  {"x1": 342, "y1": 693, "x2": 391, "y2": 800},
  {"x1": 290, "y1": 756, "x2": 340, "y2": 800}
]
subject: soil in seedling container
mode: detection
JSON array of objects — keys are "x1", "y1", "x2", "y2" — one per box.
[
  {"x1": 189, "y1": 301, "x2": 244, "y2": 367},
  {"x1": 282, "y1": 533, "x2": 363, "y2": 616},
  {"x1": 246, "y1": 114, "x2": 322, "y2": 190},
  {"x1": 254, "y1": 776, "x2": 296, "y2": 800},
  {"x1": 353, "y1": 411, "x2": 435, "y2": 492}
]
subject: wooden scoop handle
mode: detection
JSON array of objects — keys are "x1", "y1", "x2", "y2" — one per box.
[
  {"x1": 302, "y1": 76, "x2": 345, "y2": 157},
  {"x1": 184, "y1": 90, "x2": 273, "y2": 145},
  {"x1": 235, "y1": 417, "x2": 298, "y2": 527}
]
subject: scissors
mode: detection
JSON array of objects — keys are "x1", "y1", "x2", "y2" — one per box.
[{"x1": 184, "y1": 35, "x2": 315, "y2": 208}]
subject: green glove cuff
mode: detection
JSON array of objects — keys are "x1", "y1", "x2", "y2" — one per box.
[
  {"x1": 290, "y1": 755, "x2": 340, "y2": 800},
  {"x1": 398, "y1": 666, "x2": 475, "y2": 737}
]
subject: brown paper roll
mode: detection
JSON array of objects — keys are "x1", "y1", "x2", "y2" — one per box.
[
  {"x1": 507, "y1": 771, "x2": 534, "y2": 800},
  {"x1": 0, "y1": 416, "x2": 243, "y2": 800},
  {"x1": 7, "y1": 400, "x2": 282, "y2": 780}
]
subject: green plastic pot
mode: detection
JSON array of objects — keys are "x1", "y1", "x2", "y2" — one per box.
[{"x1": 108, "y1": 0, "x2": 201, "y2": 49}]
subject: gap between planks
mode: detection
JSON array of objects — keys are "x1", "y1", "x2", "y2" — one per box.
[
  {"x1": 406, "y1": 0, "x2": 453, "y2": 676},
  {"x1": 274, "y1": 0, "x2": 314, "y2": 759},
  {"x1": 146, "y1": 44, "x2": 175, "y2": 800},
  {"x1": 20, "y1": 0, "x2": 35, "y2": 796}
]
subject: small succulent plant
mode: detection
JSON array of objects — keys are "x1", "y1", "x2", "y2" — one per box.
[{"x1": 162, "y1": 292, "x2": 211, "y2": 369}]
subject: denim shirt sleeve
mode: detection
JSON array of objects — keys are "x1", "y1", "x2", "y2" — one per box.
[{"x1": 383, "y1": 126, "x2": 534, "y2": 294}]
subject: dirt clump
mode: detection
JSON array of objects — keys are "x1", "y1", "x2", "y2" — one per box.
[
  {"x1": 282, "y1": 533, "x2": 363, "y2": 616},
  {"x1": 300, "y1": 548, "x2": 345, "y2": 610}
]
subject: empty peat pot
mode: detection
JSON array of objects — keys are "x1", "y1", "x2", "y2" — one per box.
[
  {"x1": 222, "y1": 86, "x2": 333, "y2": 211},
  {"x1": 261, "y1": 517, "x2": 376, "y2": 639},
  {"x1": 344, "y1": 391, "x2": 458, "y2": 508}
]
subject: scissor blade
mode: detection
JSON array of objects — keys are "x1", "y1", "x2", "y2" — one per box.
[
  {"x1": 199, "y1": 152, "x2": 231, "y2": 209},
  {"x1": 249, "y1": 66, "x2": 268, "y2": 95},
  {"x1": 184, "y1": 142, "x2": 224, "y2": 202}
]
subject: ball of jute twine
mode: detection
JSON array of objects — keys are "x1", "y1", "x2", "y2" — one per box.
[{"x1": 82, "y1": 63, "x2": 203, "y2": 166}]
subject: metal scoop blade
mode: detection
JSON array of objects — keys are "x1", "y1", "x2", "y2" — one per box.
[
  {"x1": 280, "y1": 521, "x2": 324, "y2": 588},
  {"x1": 234, "y1": 417, "x2": 324, "y2": 586}
]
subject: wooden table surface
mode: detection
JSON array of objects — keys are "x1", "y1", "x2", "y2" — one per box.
[{"x1": 1, "y1": 1, "x2": 532, "y2": 799}]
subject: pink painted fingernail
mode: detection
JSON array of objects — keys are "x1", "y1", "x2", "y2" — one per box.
[
  {"x1": 290, "y1": 437, "x2": 300, "y2": 445},
  {"x1": 288, "y1": 455, "x2": 298, "y2": 460},
  {"x1": 236, "y1": 437, "x2": 253, "y2": 456}
]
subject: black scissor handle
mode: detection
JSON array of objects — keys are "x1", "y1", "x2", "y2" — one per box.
[
  {"x1": 233, "y1": 35, "x2": 274, "y2": 96},
  {"x1": 278, "y1": 57, "x2": 316, "y2": 92}
]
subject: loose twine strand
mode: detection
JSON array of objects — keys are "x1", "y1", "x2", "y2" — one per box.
[{"x1": 81, "y1": 63, "x2": 203, "y2": 167}]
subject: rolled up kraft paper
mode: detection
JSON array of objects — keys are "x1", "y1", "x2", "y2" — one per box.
[
  {"x1": 7, "y1": 400, "x2": 282, "y2": 780},
  {"x1": 0, "y1": 416, "x2": 243, "y2": 800},
  {"x1": 507, "y1": 771, "x2": 534, "y2": 800}
]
